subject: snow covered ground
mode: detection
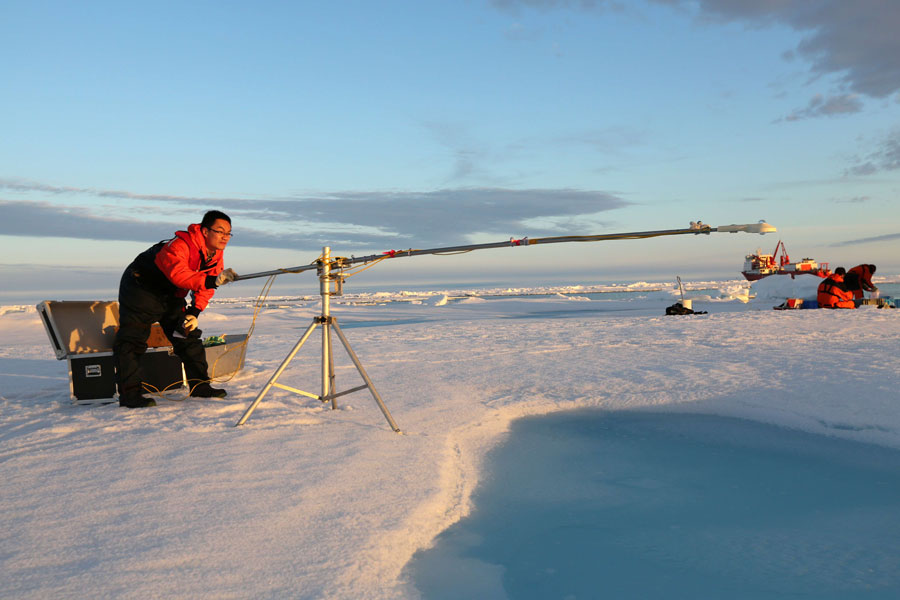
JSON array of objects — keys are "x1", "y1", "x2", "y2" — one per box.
[{"x1": 1, "y1": 276, "x2": 898, "y2": 598}]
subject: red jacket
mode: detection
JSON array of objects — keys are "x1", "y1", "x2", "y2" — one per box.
[
  {"x1": 817, "y1": 274, "x2": 855, "y2": 309},
  {"x1": 847, "y1": 264, "x2": 876, "y2": 291},
  {"x1": 154, "y1": 224, "x2": 224, "y2": 312}
]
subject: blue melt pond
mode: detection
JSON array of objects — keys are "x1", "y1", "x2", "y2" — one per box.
[{"x1": 406, "y1": 410, "x2": 900, "y2": 599}]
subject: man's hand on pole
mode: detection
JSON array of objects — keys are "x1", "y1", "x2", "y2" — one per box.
[{"x1": 216, "y1": 268, "x2": 237, "y2": 287}]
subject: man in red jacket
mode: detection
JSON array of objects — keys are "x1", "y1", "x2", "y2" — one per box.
[
  {"x1": 114, "y1": 211, "x2": 238, "y2": 408},
  {"x1": 844, "y1": 264, "x2": 877, "y2": 300}
]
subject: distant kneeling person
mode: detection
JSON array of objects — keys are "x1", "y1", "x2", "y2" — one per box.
[
  {"x1": 113, "y1": 210, "x2": 238, "y2": 408},
  {"x1": 817, "y1": 267, "x2": 855, "y2": 309}
]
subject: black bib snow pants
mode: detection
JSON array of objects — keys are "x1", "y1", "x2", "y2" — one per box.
[{"x1": 113, "y1": 265, "x2": 210, "y2": 396}]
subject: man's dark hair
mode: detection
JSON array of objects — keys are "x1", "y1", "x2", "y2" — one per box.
[
  {"x1": 835, "y1": 267, "x2": 846, "y2": 275},
  {"x1": 201, "y1": 210, "x2": 231, "y2": 228},
  {"x1": 869, "y1": 264, "x2": 877, "y2": 274}
]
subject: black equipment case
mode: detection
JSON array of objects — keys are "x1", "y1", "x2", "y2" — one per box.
[{"x1": 37, "y1": 300, "x2": 245, "y2": 403}]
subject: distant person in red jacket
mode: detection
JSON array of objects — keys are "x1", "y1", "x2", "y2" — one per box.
[
  {"x1": 817, "y1": 267, "x2": 856, "y2": 309},
  {"x1": 844, "y1": 264, "x2": 877, "y2": 300},
  {"x1": 114, "y1": 211, "x2": 238, "y2": 408}
]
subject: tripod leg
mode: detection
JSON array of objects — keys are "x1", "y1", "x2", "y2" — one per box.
[
  {"x1": 321, "y1": 316, "x2": 329, "y2": 403},
  {"x1": 330, "y1": 319, "x2": 401, "y2": 433},
  {"x1": 326, "y1": 327, "x2": 337, "y2": 410},
  {"x1": 234, "y1": 319, "x2": 319, "y2": 427}
]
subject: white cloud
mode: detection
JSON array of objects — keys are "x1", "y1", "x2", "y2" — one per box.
[
  {"x1": 657, "y1": 0, "x2": 900, "y2": 99},
  {"x1": 0, "y1": 186, "x2": 630, "y2": 250},
  {"x1": 782, "y1": 93, "x2": 864, "y2": 121},
  {"x1": 832, "y1": 232, "x2": 900, "y2": 247},
  {"x1": 846, "y1": 128, "x2": 900, "y2": 176},
  {"x1": 496, "y1": 1, "x2": 900, "y2": 104}
]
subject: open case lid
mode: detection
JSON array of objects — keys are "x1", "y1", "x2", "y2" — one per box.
[{"x1": 37, "y1": 301, "x2": 120, "y2": 359}]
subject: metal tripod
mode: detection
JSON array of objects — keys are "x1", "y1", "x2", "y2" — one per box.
[{"x1": 234, "y1": 247, "x2": 400, "y2": 431}]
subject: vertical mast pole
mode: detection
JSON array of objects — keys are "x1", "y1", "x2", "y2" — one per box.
[{"x1": 320, "y1": 247, "x2": 332, "y2": 404}]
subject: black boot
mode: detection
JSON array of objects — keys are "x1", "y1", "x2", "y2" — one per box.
[
  {"x1": 190, "y1": 383, "x2": 227, "y2": 398},
  {"x1": 119, "y1": 390, "x2": 157, "y2": 408}
]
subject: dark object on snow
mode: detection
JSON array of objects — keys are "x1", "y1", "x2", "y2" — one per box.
[
  {"x1": 191, "y1": 383, "x2": 228, "y2": 398},
  {"x1": 665, "y1": 302, "x2": 707, "y2": 315},
  {"x1": 773, "y1": 298, "x2": 815, "y2": 310}
]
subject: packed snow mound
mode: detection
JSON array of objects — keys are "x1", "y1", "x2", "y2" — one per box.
[
  {"x1": 716, "y1": 282, "x2": 751, "y2": 303},
  {"x1": 0, "y1": 305, "x2": 32, "y2": 317},
  {"x1": 750, "y1": 275, "x2": 822, "y2": 303},
  {"x1": 425, "y1": 294, "x2": 449, "y2": 306},
  {"x1": 555, "y1": 292, "x2": 590, "y2": 301}
]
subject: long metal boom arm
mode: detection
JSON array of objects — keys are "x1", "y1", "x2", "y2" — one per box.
[{"x1": 233, "y1": 221, "x2": 775, "y2": 282}]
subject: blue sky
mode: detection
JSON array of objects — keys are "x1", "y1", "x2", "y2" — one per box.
[{"x1": 2, "y1": 0, "x2": 899, "y2": 299}]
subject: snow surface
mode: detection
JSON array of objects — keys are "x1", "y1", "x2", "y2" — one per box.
[{"x1": 1, "y1": 277, "x2": 898, "y2": 599}]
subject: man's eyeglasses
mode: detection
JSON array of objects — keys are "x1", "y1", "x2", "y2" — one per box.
[{"x1": 208, "y1": 228, "x2": 233, "y2": 238}]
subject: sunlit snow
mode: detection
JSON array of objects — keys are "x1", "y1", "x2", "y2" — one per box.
[{"x1": 1, "y1": 276, "x2": 898, "y2": 598}]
